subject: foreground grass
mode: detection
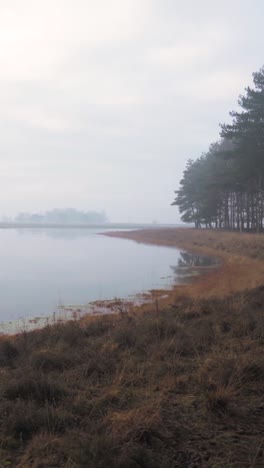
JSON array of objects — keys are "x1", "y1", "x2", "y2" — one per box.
[
  {"x1": 0, "y1": 229, "x2": 264, "y2": 467},
  {"x1": 0, "y1": 292, "x2": 263, "y2": 466}
]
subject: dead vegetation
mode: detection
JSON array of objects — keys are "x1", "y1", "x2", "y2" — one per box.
[
  {"x1": 105, "y1": 227, "x2": 264, "y2": 262},
  {"x1": 0, "y1": 228, "x2": 263, "y2": 467},
  {"x1": 0, "y1": 286, "x2": 263, "y2": 466}
]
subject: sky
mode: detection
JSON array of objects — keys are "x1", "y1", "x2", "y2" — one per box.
[{"x1": 0, "y1": 0, "x2": 264, "y2": 223}]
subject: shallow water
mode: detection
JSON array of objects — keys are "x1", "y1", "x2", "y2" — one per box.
[{"x1": 0, "y1": 227, "x2": 217, "y2": 331}]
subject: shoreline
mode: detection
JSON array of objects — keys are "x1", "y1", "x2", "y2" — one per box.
[
  {"x1": 1, "y1": 228, "x2": 220, "y2": 335},
  {"x1": 103, "y1": 227, "x2": 264, "y2": 302},
  {"x1": 3, "y1": 226, "x2": 264, "y2": 335}
]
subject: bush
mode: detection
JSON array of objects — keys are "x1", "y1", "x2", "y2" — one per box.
[
  {"x1": 3, "y1": 374, "x2": 66, "y2": 404},
  {"x1": 31, "y1": 349, "x2": 75, "y2": 372},
  {"x1": 84, "y1": 318, "x2": 113, "y2": 338},
  {"x1": 0, "y1": 340, "x2": 19, "y2": 366},
  {"x1": 113, "y1": 325, "x2": 137, "y2": 350},
  {"x1": 81, "y1": 355, "x2": 116, "y2": 382},
  {"x1": 206, "y1": 386, "x2": 234, "y2": 415},
  {"x1": 17, "y1": 433, "x2": 66, "y2": 467},
  {"x1": 57, "y1": 322, "x2": 85, "y2": 347},
  {"x1": 4, "y1": 400, "x2": 76, "y2": 441}
]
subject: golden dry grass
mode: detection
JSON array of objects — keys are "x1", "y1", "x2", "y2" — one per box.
[{"x1": 0, "y1": 286, "x2": 263, "y2": 467}]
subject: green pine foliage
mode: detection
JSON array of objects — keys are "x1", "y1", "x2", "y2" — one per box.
[{"x1": 173, "y1": 66, "x2": 264, "y2": 231}]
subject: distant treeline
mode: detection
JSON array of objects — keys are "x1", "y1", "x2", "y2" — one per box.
[
  {"x1": 172, "y1": 66, "x2": 264, "y2": 232},
  {"x1": 4, "y1": 208, "x2": 108, "y2": 225}
]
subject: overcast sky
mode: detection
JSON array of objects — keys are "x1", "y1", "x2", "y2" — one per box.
[{"x1": 1, "y1": 0, "x2": 263, "y2": 223}]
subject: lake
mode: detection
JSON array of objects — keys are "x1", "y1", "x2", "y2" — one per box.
[{"x1": 0, "y1": 227, "x2": 216, "y2": 331}]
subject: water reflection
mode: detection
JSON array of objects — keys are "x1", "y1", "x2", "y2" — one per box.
[
  {"x1": 14, "y1": 225, "x2": 141, "y2": 240},
  {"x1": 15, "y1": 228, "x2": 110, "y2": 240},
  {"x1": 0, "y1": 228, "x2": 185, "y2": 324},
  {"x1": 0, "y1": 229, "x2": 221, "y2": 334},
  {"x1": 177, "y1": 251, "x2": 220, "y2": 267},
  {"x1": 170, "y1": 251, "x2": 220, "y2": 283}
]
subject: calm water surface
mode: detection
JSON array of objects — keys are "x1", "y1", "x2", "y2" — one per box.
[{"x1": 0, "y1": 227, "x2": 217, "y2": 327}]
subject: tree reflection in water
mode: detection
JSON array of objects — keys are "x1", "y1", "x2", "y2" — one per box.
[{"x1": 170, "y1": 251, "x2": 220, "y2": 283}]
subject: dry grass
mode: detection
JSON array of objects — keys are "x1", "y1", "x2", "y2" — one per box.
[
  {"x1": 0, "y1": 228, "x2": 263, "y2": 467},
  {"x1": 105, "y1": 227, "x2": 264, "y2": 261},
  {"x1": 0, "y1": 286, "x2": 263, "y2": 466}
]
